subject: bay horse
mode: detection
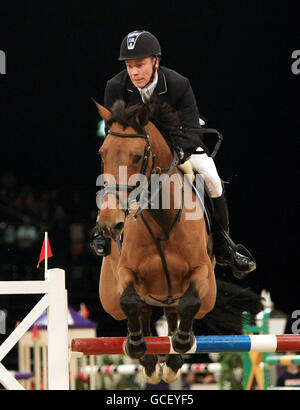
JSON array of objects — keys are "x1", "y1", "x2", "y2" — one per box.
[{"x1": 93, "y1": 98, "x2": 261, "y2": 384}]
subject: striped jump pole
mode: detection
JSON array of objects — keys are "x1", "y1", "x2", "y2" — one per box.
[
  {"x1": 267, "y1": 387, "x2": 300, "y2": 390},
  {"x1": 71, "y1": 335, "x2": 300, "y2": 356},
  {"x1": 265, "y1": 355, "x2": 300, "y2": 366},
  {"x1": 84, "y1": 362, "x2": 221, "y2": 376}
]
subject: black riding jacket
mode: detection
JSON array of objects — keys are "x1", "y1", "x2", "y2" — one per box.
[{"x1": 104, "y1": 66, "x2": 201, "y2": 129}]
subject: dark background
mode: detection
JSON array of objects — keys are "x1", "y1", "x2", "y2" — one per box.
[{"x1": 0, "y1": 1, "x2": 299, "y2": 369}]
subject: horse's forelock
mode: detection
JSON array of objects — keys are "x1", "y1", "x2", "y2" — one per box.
[
  {"x1": 107, "y1": 97, "x2": 180, "y2": 135},
  {"x1": 108, "y1": 100, "x2": 145, "y2": 133}
]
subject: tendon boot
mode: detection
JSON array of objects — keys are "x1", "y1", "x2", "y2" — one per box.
[
  {"x1": 212, "y1": 194, "x2": 256, "y2": 279},
  {"x1": 90, "y1": 226, "x2": 111, "y2": 257}
]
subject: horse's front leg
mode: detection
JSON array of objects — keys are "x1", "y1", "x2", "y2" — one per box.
[
  {"x1": 171, "y1": 281, "x2": 201, "y2": 353},
  {"x1": 139, "y1": 302, "x2": 162, "y2": 384},
  {"x1": 172, "y1": 264, "x2": 215, "y2": 353},
  {"x1": 162, "y1": 306, "x2": 184, "y2": 383},
  {"x1": 119, "y1": 271, "x2": 147, "y2": 359}
]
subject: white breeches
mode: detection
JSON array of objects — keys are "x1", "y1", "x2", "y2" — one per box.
[{"x1": 188, "y1": 148, "x2": 223, "y2": 198}]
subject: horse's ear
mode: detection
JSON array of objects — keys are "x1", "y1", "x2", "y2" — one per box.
[
  {"x1": 91, "y1": 98, "x2": 112, "y2": 121},
  {"x1": 136, "y1": 104, "x2": 149, "y2": 128}
]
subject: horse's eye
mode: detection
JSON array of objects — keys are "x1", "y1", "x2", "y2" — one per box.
[{"x1": 133, "y1": 154, "x2": 143, "y2": 164}]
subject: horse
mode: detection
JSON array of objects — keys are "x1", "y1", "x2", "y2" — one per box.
[{"x1": 93, "y1": 98, "x2": 262, "y2": 384}]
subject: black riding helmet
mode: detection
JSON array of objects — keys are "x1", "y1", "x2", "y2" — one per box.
[
  {"x1": 118, "y1": 30, "x2": 161, "y2": 61},
  {"x1": 119, "y1": 30, "x2": 161, "y2": 89}
]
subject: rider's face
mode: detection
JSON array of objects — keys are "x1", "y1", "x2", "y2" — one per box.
[{"x1": 125, "y1": 57, "x2": 158, "y2": 89}]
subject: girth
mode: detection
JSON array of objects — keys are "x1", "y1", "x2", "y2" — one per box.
[{"x1": 143, "y1": 295, "x2": 180, "y2": 308}]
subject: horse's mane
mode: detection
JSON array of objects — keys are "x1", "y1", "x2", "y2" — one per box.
[{"x1": 107, "y1": 94, "x2": 181, "y2": 135}]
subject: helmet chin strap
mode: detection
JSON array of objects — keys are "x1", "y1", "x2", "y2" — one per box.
[{"x1": 141, "y1": 56, "x2": 158, "y2": 89}]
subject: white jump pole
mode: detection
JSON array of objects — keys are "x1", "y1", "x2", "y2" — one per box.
[
  {"x1": 0, "y1": 268, "x2": 69, "y2": 390},
  {"x1": 47, "y1": 269, "x2": 69, "y2": 390}
]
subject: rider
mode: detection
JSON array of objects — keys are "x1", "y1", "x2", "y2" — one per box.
[{"x1": 92, "y1": 30, "x2": 256, "y2": 278}]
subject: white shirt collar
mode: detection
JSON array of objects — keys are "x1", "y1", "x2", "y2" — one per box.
[{"x1": 138, "y1": 73, "x2": 158, "y2": 103}]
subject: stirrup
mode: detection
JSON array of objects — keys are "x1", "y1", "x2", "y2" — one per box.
[
  {"x1": 214, "y1": 229, "x2": 256, "y2": 278},
  {"x1": 221, "y1": 230, "x2": 256, "y2": 264}
]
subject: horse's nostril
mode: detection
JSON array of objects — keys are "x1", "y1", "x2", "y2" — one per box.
[
  {"x1": 110, "y1": 222, "x2": 125, "y2": 240},
  {"x1": 113, "y1": 222, "x2": 124, "y2": 232}
]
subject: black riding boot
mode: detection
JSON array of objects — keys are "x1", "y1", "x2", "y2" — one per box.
[
  {"x1": 90, "y1": 227, "x2": 111, "y2": 257},
  {"x1": 212, "y1": 194, "x2": 256, "y2": 279}
]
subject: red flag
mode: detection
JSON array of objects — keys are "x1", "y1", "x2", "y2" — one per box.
[
  {"x1": 37, "y1": 235, "x2": 53, "y2": 268},
  {"x1": 79, "y1": 303, "x2": 89, "y2": 319},
  {"x1": 32, "y1": 325, "x2": 39, "y2": 340}
]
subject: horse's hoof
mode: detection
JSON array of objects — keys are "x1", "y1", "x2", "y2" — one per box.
[
  {"x1": 124, "y1": 338, "x2": 147, "y2": 359},
  {"x1": 142, "y1": 363, "x2": 163, "y2": 384},
  {"x1": 162, "y1": 363, "x2": 181, "y2": 384},
  {"x1": 171, "y1": 332, "x2": 195, "y2": 354}
]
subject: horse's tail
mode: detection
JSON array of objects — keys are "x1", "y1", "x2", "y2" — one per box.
[{"x1": 201, "y1": 280, "x2": 264, "y2": 335}]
